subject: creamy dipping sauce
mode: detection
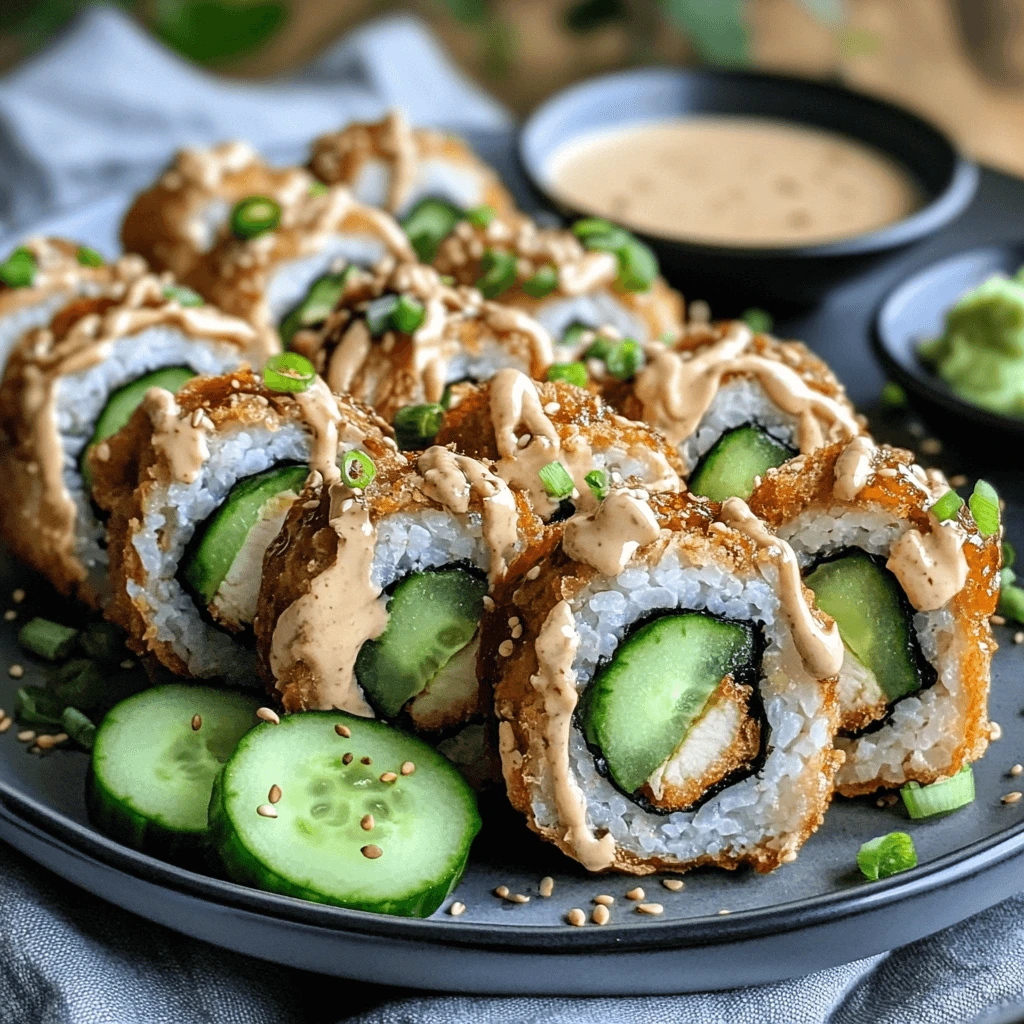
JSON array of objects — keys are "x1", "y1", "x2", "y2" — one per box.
[{"x1": 548, "y1": 116, "x2": 922, "y2": 247}]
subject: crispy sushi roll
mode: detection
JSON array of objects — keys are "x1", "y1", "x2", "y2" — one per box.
[
  {"x1": 290, "y1": 262, "x2": 553, "y2": 424},
  {"x1": 430, "y1": 211, "x2": 684, "y2": 346},
  {"x1": 434, "y1": 368, "x2": 682, "y2": 519},
  {"x1": 122, "y1": 141, "x2": 314, "y2": 280},
  {"x1": 602, "y1": 320, "x2": 866, "y2": 504},
  {"x1": 0, "y1": 274, "x2": 256, "y2": 607},
  {"x1": 92, "y1": 369, "x2": 392, "y2": 684},
  {"x1": 309, "y1": 110, "x2": 516, "y2": 221},
  {"x1": 0, "y1": 238, "x2": 146, "y2": 372},
  {"x1": 749, "y1": 439, "x2": 1000, "y2": 796},
  {"x1": 489, "y1": 490, "x2": 844, "y2": 875}
]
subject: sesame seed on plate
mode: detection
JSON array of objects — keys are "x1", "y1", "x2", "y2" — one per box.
[
  {"x1": 257, "y1": 707, "x2": 280, "y2": 725},
  {"x1": 120, "y1": 659, "x2": 135, "y2": 670},
  {"x1": 16, "y1": 730, "x2": 35, "y2": 743},
  {"x1": 990, "y1": 721, "x2": 1003, "y2": 741},
  {"x1": 498, "y1": 640, "x2": 514, "y2": 657},
  {"x1": 1002, "y1": 792, "x2": 1023, "y2": 804},
  {"x1": 257, "y1": 803, "x2": 278, "y2": 818},
  {"x1": 191, "y1": 714, "x2": 202, "y2": 731},
  {"x1": 494, "y1": 885, "x2": 510, "y2": 898},
  {"x1": 380, "y1": 771, "x2": 398, "y2": 783},
  {"x1": 507, "y1": 893, "x2": 530, "y2": 904},
  {"x1": 12, "y1": 589, "x2": 25, "y2": 604},
  {"x1": 594, "y1": 894, "x2": 614, "y2": 906},
  {"x1": 539, "y1": 876, "x2": 554, "y2": 898},
  {"x1": 361, "y1": 814, "x2": 374, "y2": 831},
  {"x1": 401, "y1": 761, "x2": 416, "y2": 775},
  {"x1": 991, "y1": 615, "x2": 1007, "y2": 626},
  {"x1": 662, "y1": 879, "x2": 685, "y2": 891},
  {"x1": 335, "y1": 723, "x2": 351, "y2": 738},
  {"x1": 920, "y1": 438, "x2": 942, "y2": 455},
  {"x1": 268, "y1": 784, "x2": 282, "y2": 804},
  {"x1": 3, "y1": 611, "x2": 14, "y2": 622},
  {"x1": 1016, "y1": 632, "x2": 1024, "y2": 645},
  {"x1": 449, "y1": 902, "x2": 466, "y2": 917},
  {"x1": 566, "y1": 908, "x2": 586, "y2": 927},
  {"x1": 0, "y1": 718, "x2": 12, "y2": 734},
  {"x1": 949, "y1": 474, "x2": 968, "y2": 488},
  {"x1": 8, "y1": 665, "x2": 23, "y2": 679},
  {"x1": 625, "y1": 887, "x2": 645, "y2": 901},
  {"x1": 636, "y1": 903, "x2": 663, "y2": 916},
  {"x1": 1011, "y1": 764, "x2": 1023, "y2": 777},
  {"x1": 592, "y1": 904, "x2": 610, "y2": 925},
  {"x1": 361, "y1": 845, "x2": 383, "y2": 859},
  {"x1": 718, "y1": 909, "x2": 731, "y2": 916}
]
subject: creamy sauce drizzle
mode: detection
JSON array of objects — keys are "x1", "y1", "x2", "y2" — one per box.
[
  {"x1": 380, "y1": 110, "x2": 419, "y2": 213},
  {"x1": 293, "y1": 378, "x2": 344, "y2": 485},
  {"x1": 833, "y1": 435, "x2": 876, "y2": 502},
  {"x1": 886, "y1": 517, "x2": 968, "y2": 612},
  {"x1": 719, "y1": 497, "x2": 844, "y2": 678},
  {"x1": 562, "y1": 491, "x2": 661, "y2": 575},
  {"x1": 142, "y1": 388, "x2": 210, "y2": 484}
]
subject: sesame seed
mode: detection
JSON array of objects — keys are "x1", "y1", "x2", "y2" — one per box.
[
  {"x1": 949, "y1": 474, "x2": 968, "y2": 488},
  {"x1": 482, "y1": 596, "x2": 495, "y2": 612},
  {"x1": 781, "y1": 850, "x2": 799, "y2": 864},
  {"x1": 718, "y1": 909, "x2": 731, "y2": 916},
  {"x1": 507, "y1": 893, "x2": 530, "y2": 904},
  {"x1": 636, "y1": 903, "x2": 663, "y2": 916},
  {"x1": 361, "y1": 844, "x2": 383, "y2": 859},
  {"x1": 36, "y1": 733, "x2": 60, "y2": 750},
  {"x1": 1011, "y1": 764, "x2": 1023, "y2": 777},
  {"x1": 401, "y1": 761, "x2": 416, "y2": 775},
  {"x1": 343, "y1": 752, "x2": 353, "y2": 765},
  {"x1": 991, "y1": 615, "x2": 1007, "y2": 626},
  {"x1": 539, "y1": 876, "x2": 554, "y2": 898},
  {"x1": 876, "y1": 798, "x2": 886, "y2": 808},
  {"x1": 120, "y1": 659, "x2": 135, "y2": 670},
  {"x1": 335, "y1": 723, "x2": 351, "y2": 738},
  {"x1": 508, "y1": 616, "x2": 520, "y2": 628},
  {"x1": 662, "y1": 879, "x2": 685, "y2": 891},
  {"x1": 1002, "y1": 791, "x2": 1023, "y2": 804},
  {"x1": 191, "y1": 714, "x2": 202, "y2": 731},
  {"x1": 12, "y1": 589, "x2": 25, "y2": 604},
  {"x1": 511, "y1": 625, "x2": 523, "y2": 639},
  {"x1": 498, "y1": 640, "x2": 514, "y2": 657},
  {"x1": 257, "y1": 804, "x2": 278, "y2": 818},
  {"x1": 3, "y1": 610, "x2": 14, "y2": 622},
  {"x1": 53, "y1": 733, "x2": 68, "y2": 745},
  {"x1": 594, "y1": 894, "x2": 614, "y2": 906},
  {"x1": 921, "y1": 438, "x2": 942, "y2": 455},
  {"x1": 991, "y1": 721, "x2": 1003, "y2": 741},
  {"x1": 566, "y1": 908, "x2": 586, "y2": 927},
  {"x1": 361, "y1": 756, "x2": 372, "y2": 765},
  {"x1": 268, "y1": 784, "x2": 282, "y2": 804},
  {"x1": 16, "y1": 730, "x2": 35, "y2": 743},
  {"x1": 380, "y1": 771, "x2": 397, "y2": 783},
  {"x1": 0, "y1": 718, "x2": 12, "y2": 734},
  {"x1": 8, "y1": 664, "x2": 23, "y2": 680},
  {"x1": 494, "y1": 885, "x2": 510, "y2": 898},
  {"x1": 257, "y1": 707, "x2": 280, "y2": 725},
  {"x1": 526, "y1": 566, "x2": 541, "y2": 580},
  {"x1": 625, "y1": 887, "x2": 645, "y2": 901},
  {"x1": 449, "y1": 902, "x2": 466, "y2": 916},
  {"x1": 361, "y1": 813, "x2": 374, "y2": 831},
  {"x1": 592, "y1": 904, "x2": 610, "y2": 925}
]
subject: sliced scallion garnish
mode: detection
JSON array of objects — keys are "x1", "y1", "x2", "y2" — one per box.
[
  {"x1": 583, "y1": 336, "x2": 614, "y2": 361},
  {"x1": 308, "y1": 181, "x2": 329, "y2": 197},
  {"x1": 546, "y1": 362, "x2": 588, "y2": 389},
  {"x1": 401, "y1": 198, "x2": 461, "y2": 263},
  {"x1": 741, "y1": 307, "x2": 773, "y2": 334},
  {"x1": 998, "y1": 582, "x2": 1024, "y2": 623},
  {"x1": 162, "y1": 284, "x2": 204, "y2": 307},
  {"x1": 900, "y1": 765, "x2": 974, "y2": 819},
  {"x1": 476, "y1": 249, "x2": 518, "y2": 299},
  {"x1": 605, "y1": 339, "x2": 643, "y2": 381},
  {"x1": 467, "y1": 205, "x2": 495, "y2": 228},
  {"x1": 585, "y1": 469, "x2": 609, "y2": 501},
  {"x1": 393, "y1": 403, "x2": 444, "y2": 451},
  {"x1": 857, "y1": 831, "x2": 917, "y2": 880},
  {"x1": 1003, "y1": 540, "x2": 1016, "y2": 568},
  {"x1": 561, "y1": 322, "x2": 592, "y2": 348},
  {"x1": 18, "y1": 618, "x2": 80, "y2": 662},
  {"x1": 522, "y1": 264, "x2": 558, "y2": 299},
  {"x1": 880, "y1": 381, "x2": 908, "y2": 409},
  {"x1": 392, "y1": 295, "x2": 426, "y2": 334},
  {"x1": 14, "y1": 685, "x2": 63, "y2": 726},
  {"x1": 263, "y1": 352, "x2": 316, "y2": 393},
  {"x1": 76, "y1": 246, "x2": 104, "y2": 268},
  {"x1": 230, "y1": 195, "x2": 282, "y2": 240},
  {"x1": 571, "y1": 218, "x2": 657, "y2": 292},
  {"x1": 0, "y1": 246, "x2": 37, "y2": 288},
  {"x1": 931, "y1": 489, "x2": 964, "y2": 522},
  {"x1": 341, "y1": 449, "x2": 376, "y2": 490},
  {"x1": 539, "y1": 461, "x2": 574, "y2": 500},
  {"x1": 61, "y1": 706, "x2": 96, "y2": 751},
  {"x1": 1002, "y1": 567, "x2": 1016, "y2": 588},
  {"x1": 969, "y1": 480, "x2": 1000, "y2": 537}
]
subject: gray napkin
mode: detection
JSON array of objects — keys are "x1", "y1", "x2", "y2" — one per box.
[{"x1": 0, "y1": 9, "x2": 1021, "y2": 1024}]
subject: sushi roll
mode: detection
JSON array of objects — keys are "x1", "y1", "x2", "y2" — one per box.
[
  {"x1": 434, "y1": 368, "x2": 683, "y2": 519},
  {"x1": 603, "y1": 320, "x2": 865, "y2": 503},
  {"x1": 289, "y1": 262, "x2": 554, "y2": 424},
  {"x1": 430, "y1": 211, "x2": 685, "y2": 347},
  {"x1": 121, "y1": 141, "x2": 314, "y2": 280},
  {"x1": 749, "y1": 438, "x2": 1000, "y2": 796},
  {"x1": 489, "y1": 490, "x2": 845, "y2": 874},
  {"x1": 0, "y1": 238, "x2": 146, "y2": 373},
  {"x1": 92, "y1": 368, "x2": 393, "y2": 685},
  {"x1": 0, "y1": 273, "x2": 256, "y2": 607},
  {"x1": 309, "y1": 110, "x2": 516, "y2": 223}
]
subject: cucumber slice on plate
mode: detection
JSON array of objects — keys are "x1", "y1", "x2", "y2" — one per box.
[
  {"x1": 689, "y1": 425, "x2": 794, "y2": 502},
  {"x1": 209, "y1": 712, "x2": 481, "y2": 917},
  {"x1": 86, "y1": 685, "x2": 261, "y2": 866}
]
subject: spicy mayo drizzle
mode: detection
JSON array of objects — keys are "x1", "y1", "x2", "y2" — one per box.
[
  {"x1": 886, "y1": 517, "x2": 968, "y2": 612},
  {"x1": 562, "y1": 490, "x2": 661, "y2": 575}
]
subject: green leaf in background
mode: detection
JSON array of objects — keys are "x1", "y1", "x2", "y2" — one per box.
[
  {"x1": 658, "y1": 0, "x2": 750, "y2": 66},
  {"x1": 565, "y1": 0, "x2": 626, "y2": 34},
  {"x1": 153, "y1": 0, "x2": 288, "y2": 65}
]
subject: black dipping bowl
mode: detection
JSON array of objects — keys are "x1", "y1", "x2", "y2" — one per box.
[
  {"x1": 519, "y1": 68, "x2": 979, "y2": 308},
  {"x1": 874, "y1": 243, "x2": 1024, "y2": 447}
]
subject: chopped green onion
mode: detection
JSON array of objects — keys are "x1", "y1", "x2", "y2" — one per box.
[
  {"x1": 366, "y1": 294, "x2": 400, "y2": 336},
  {"x1": 162, "y1": 284, "x2": 204, "y2": 307},
  {"x1": 546, "y1": 362, "x2": 588, "y2": 388},
  {"x1": 52, "y1": 659, "x2": 106, "y2": 712},
  {"x1": 263, "y1": 352, "x2": 316, "y2": 393},
  {"x1": 0, "y1": 247, "x2": 37, "y2": 288},
  {"x1": 571, "y1": 218, "x2": 631, "y2": 249},
  {"x1": 931, "y1": 489, "x2": 964, "y2": 522},
  {"x1": 1002, "y1": 567, "x2": 1016, "y2": 589},
  {"x1": 392, "y1": 295, "x2": 426, "y2": 334},
  {"x1": 880, "y1": 381, "x2": 908, "y2": 410},
  {"x1": 522, "y1": 264, "x2": 558, "y2": 299},
  {"x1": 539, "y1": 461, "x2": 575, "y2": 500},
  {"x1": 439, "y1": 274, "x2": 456, "y2": 286},
  {"x1": 230, "y1": 195, "x2": 282, "y2": 240},
  {"x1": 476, "y1": 249, "x2": 518, "y2": 299},
  {"x1": 585, "y1": 469, "x2": 609, "y2": 501},
  {"x1": 606, "y1": 339, "x2": 643, "y2": 381},
  {"x1": 308, "y1": 181, "x2": 329, "y2": 197},
  {"x1": 401, "y1": 198, "x2": 461, "y2": 263},
  {"x1": 999, "y1": 582, "x2": 1024, "y2": 623},
  {"x1": 76, "y1": 246, "x2": 105, "y2": 268},
  {"x1": 14, "y1": 685, "x2": 63, "y2": 727},
  {"x1": 61, "y1": 706, "x2": 96, "y2": 751},
  {"x1": 341, "y1": 449, "x2": 376, "y2": 489},
  {"x1": 857, "y1": 831, "x2": 917, "y2": 880},
  {"x1": 615, "y1": 238, "x2": 658, "y2": 292},
  {"x1": 18, "y1": 618, "x2": 80, "y2": 661},
  {"x1": 583, "y1": 336, "x2": 614, "y2": 361},
  {"x1": 561, "y1": 322, "x2": 592, "y2": 348},
  {"x1": 78, "y1": 622, "x2": 125, "y2": 664},
  {"x1": 969, "y1": 480, "x2": 1000, "y2": 537},
  {"x1": 1003, "y1": 540, "x2": 1016, "y2": 568},
  {"x1": 901, "y1": 765, "x2": 975, "y2": 819},
  {"x1": 394, "y1": 403, "x2": 444, "y2": 450},
  {"x1": 741, "y1": 307, "x2": 773, "y2": 334},
  {"x1": 467, "y1": 204, "x2": 496, "y2": 228}
]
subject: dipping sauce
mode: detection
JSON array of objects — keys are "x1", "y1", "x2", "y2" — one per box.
[{"x1": 548, "y1": 116, "x2": 923, "y2": 248}]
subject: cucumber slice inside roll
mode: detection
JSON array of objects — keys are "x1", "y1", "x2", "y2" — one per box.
[
  {"x1": 86, "y1": 685, "x2": 261, "y2": 865},
  {"x1": 689, "y1": 425, "x2": 794, "y2": 502},
  {"x1": 209, "y1": 712, "x2": 481, "y2": 917}
]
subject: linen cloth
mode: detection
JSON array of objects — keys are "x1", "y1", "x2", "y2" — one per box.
[{"x1": 0, "y1": 9, "x2": 1020, "y2": 1023}]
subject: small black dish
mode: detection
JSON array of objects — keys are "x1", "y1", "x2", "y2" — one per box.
[
  {"x1": 873, "y1": 243, "x2": 1024, "y2": 445},
  {"x1": 519, "y1": 67, "x2": 979, "y2": 308}
]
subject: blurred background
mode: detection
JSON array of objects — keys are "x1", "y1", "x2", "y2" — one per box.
[{"x1": 3, "y1": 0, "x2": 1024, "y2": 175}]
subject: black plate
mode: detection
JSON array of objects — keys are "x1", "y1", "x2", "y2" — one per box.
[
  {"x1": 519, "y1": 67, "x2": 979, "y2": 306},
  {"x1": 874, "y1": 243, "x2": 1024, "y2": 444}
]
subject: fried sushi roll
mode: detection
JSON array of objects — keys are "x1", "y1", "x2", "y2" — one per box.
[
  {"x1": 749, "y1": 439, "x2": 1000, "y2": 796},
  {"x1": 490, "y1": 491, "x2": 844, "y2": 875},
  {"x1": 434, "y1": 368, "x2": 682, "y2": 519},
  {"x1": 0, "y1": 238, "x2": 145, "y2": 372},
  {"x1": 0, "y1": 274, "x2": 256, "y2": 607},
  {"x1": 430, "y1": 211, "x2": 684, "y2": 346},
  {"x1": 310, "y1": 110, "x2": 516, "y2": 222},
  {"x1": 290, "y1": 262, "x2": 553, "y2": 424},
  {"x1": 603, "y1": 320, "x2": 865, "y2": 504},
  {"x1": 92, "y1": 369, "x2": 391, "y2": 684}
]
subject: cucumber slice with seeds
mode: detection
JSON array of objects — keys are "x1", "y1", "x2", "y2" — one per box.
[
  {"x1": 209, "y1": 712, "x2": 481, "y2": 917},
  {"x1": 86, "y1": 685, "x2": 260, "y2": 866},
  {"x1": 689, "y1": 425, "x2": 794, "y2": 502}
]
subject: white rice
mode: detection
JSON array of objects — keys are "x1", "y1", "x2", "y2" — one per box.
[
  {"x1": 533, "y1": 293, "x2": 649, "y2": 347},
  {"x1": 777, "y1": 508, "x2": 967, "y2": 788},
  {"x1": 371, "y1": 509, "x2": 491, "y2": 589},
  {"x1": 526, "y1": 549, "x2": 835, "y2": 864},
  {"x1": 350, "y1": 158, "x2": 490, "y2": 218},
  {"x1": 444, "y1": 338, "x2": 532, "y2": 386}
]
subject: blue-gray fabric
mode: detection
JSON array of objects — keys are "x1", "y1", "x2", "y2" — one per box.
[{"x1": 0, "y1": 9, "x2": 1020, "y2": 1024}]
